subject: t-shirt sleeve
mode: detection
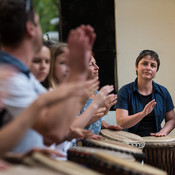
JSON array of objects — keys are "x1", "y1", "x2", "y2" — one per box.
[
  {"x1": 165, "y1": 88, "x2": 174, "y2": 112},
  {"x1": 116, "y1": 86, "x2": 129, "y2": 110},
  {"x1": 1, "y1": 73, "x2": 41, "y2": 117}
]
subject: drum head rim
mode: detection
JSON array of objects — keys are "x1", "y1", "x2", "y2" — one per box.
[{"x1": 100, "y1": 129, "x2": 144, "y2": 143}]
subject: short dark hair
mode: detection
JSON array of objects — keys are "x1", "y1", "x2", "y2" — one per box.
[
  {"x1": 135, "y1": 50, "x2": 160, "y2": 72},
  {"x1": 0, "y1": 0, "x2": 35, "y2": 47}
]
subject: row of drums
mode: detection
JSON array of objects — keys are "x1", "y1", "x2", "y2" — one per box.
[
  {"x1": 68, "y1": 129, "x2": 175, "y2": 175},
  {"x1": 1, "y1": 129, "x2": 175, "y2": 175}
]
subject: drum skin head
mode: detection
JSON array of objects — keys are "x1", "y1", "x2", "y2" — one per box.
[
  {"x1": 69, "y1": 146, "x2": 135, "y2": 161},
  {"x1": 100, "y1": 129, "x2": 144, "y2": 146},
  {"x1": 143, "y1": 135, "x2": 175, "y2": 147},
  {"x1": 85, "y1": 138, "x2": 142, "y2": 154}
]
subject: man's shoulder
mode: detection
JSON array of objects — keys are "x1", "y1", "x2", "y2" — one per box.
[
  {"x1": 0, "y1": 51, "x2": 30, "y2": 76},
  {"x1": 2, "y1": 72, "x2": 46, "y2": 107},
  {"x1": 7, "y1": 72, "x2": 34, "y2": 92}
]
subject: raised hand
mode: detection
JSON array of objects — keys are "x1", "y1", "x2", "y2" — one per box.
[
  {"x1": 95, "y1": 107, "x2": 106, "y2": 118},
  {"x1": 105, "y1": 94, "x2": 117, "y2": 108},
  {"x1": 86, "y1": 107, "x2": 107, "y2": 125},
  {"x1": 65, "y1": 127, "x2": 100, "y2": 141},
  {"x1": 80, "y1": 78, "x2": 99, "y2": 106},
  {"x1": 101, "y1": 94, "x2": 117, "y2": 116},
  {"x1": 141, "y1": 99, "x2": 156, "y2": 117},
  {"x1": 92, "y1": 85, "x2": 114, "y2": 108},
  {"x1": 79, "y1": 25, "x2": 96, "y2": 50},
  {"x1": 67, "y1": 25, "x2": 96, "y2": 80},
  {"x1": 85, "y1": 85, "x2": 114, "y2": 125}
]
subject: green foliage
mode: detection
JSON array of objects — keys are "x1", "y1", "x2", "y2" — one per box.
[{"x1": 33, "y1": 0, "x2": 59, "y2": 34}]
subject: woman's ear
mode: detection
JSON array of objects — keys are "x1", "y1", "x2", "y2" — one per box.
[{"x1": 135, "y1": 64, "x2": 138, "y2": 75}]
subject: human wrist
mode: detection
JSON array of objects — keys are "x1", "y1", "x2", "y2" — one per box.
[
  {"x1": 90, "y1": 102, "x2": 99, "y2": 110},
  {"x1": 140, "y1": 111, "x2": 146, "y2": 118}
]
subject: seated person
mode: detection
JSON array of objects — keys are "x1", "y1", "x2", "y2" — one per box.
[
  {"x1": 49, "y1": 43, "x2": 121, "y2": 135},
  {"x1": 0, "y1": 0, "x2": 97, "y2": 153},
  {"x1": 0, "y1": 65, "x2": 91, "y2": 155},
  {"x1": 75, "y1": 54, "x2": 121, "y2": 134},
  {"x1": 116, "y1": 50, "x2": 175, "y2": 137},
  {"x1": 30, "y1": 42, "x2": 101, "y2": 150}
]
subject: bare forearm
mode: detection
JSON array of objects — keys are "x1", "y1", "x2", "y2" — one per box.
[
  {"x1": 117, "y1": 100, "x2": 157, "y2": 129},
  {"x1": 116, "y1": 111, "x2": 145, "y2": 129},
  {"x1": 87, "y1": 111, "x2": 104, "y2": 126},
  {"x1": 71, "y1": 103, "x2": 98, "y2": 128},
  {"x1": 159, "y1": 119, "x2": 175, "y2": 135},
  {"x1": 0, "y1": 101, "x2": 40, "y2": 155},
  {"x1": 34, "y1": 80, "x2": 94, "y2": 141},
  {"x1": 87, "y1": 116, "x2": 100, "y2": 126},
  {"x1": 36, "y1": 96, "x2": 82, "y2": 143}
]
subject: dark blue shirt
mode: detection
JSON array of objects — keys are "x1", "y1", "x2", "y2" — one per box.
[{"x1": 116, "y1": 78, "x2": 174, "y2": 134}]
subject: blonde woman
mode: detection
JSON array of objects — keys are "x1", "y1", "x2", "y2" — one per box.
[{"x1": 49, "y1": 43, "x2": 121, "y2": 134}]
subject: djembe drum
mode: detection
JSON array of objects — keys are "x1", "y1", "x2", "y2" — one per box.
[
  {"x1": 68, "y1": 148, "x2": 166, "y2": 175},
  {"x1": 100, "y1": 129, "x2": 145, "y2": 149},
  {"x1": 0, "y1": 165, "x2": 62, "y2": 175},
  {"x1": 93, "y1": 152, "x2": 167, "y2": 175},
  {"x1": 1, "y1": 152, "x2": 101, "y2": 175},
  {"x1": 68, "y1": 146, "x2": 135, "y2": 166},
  {"x1": 143, "y1": 136, "x2": 175, "y2": 175},
  {"x1": 81, "y1": 138, "x2": 144, "y2": 161}
]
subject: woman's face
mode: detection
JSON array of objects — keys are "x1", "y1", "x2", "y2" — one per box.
[
  {"x1": 88, "y1": 56, "x2": 99, "y2": 79},
  {"x1": 30, "y1": 46, "x2": 51, "y2": 82},
  {"x1": 136, "y1": 55, "x2": 158, "y2": 81},
  {"x1": 54, "y1": 48, "x2": 69, "y2": 84}
]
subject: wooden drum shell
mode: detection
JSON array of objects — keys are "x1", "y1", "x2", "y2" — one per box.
[{"x1": 143, "y1": 136, "x2": 175, "y2": 175}]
